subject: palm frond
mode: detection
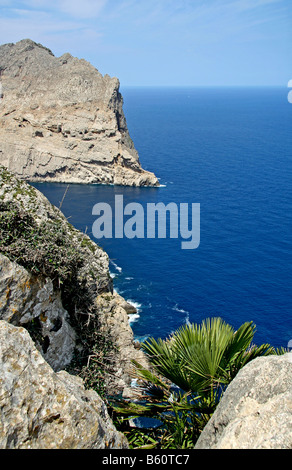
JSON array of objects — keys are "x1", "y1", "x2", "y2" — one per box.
[{"x1": 114, "y1": 317, "x2": 285, "y2": 449}]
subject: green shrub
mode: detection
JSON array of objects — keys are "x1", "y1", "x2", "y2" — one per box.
[
  {"x1": 0, "y1": 200, "x2": 116, "y2": 396},
  {"x1": 112, "y1": 317, "x2": 286, "y2": 449}
]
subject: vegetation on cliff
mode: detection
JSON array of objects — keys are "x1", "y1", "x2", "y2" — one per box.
[
  {"x1": 0, "y1": 166, "x2": 129, "y2": 398},
  {"x1": 113, "y1": 317, "x2": 285, "y2": 449}
]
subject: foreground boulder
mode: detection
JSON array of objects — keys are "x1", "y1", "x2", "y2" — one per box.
[
  {"x1": 0, "y1": 39, "x2": 159, "y2": 187},
  {"x1": 195, "y1": 354, "x2": 292, "y2": 449},
  {"x1": 0, "y1": 321, "x2": 128, "y2": 449}
]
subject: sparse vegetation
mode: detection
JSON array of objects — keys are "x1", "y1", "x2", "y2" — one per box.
[
  {"x1": 0, "y1": 199, "x2": 116, "y2": 397},
  {"x1": 0, "y1": 201, "x2": 83, "y2": 292}
]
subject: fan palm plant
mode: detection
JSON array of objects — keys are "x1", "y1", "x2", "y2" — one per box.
[
  {"x1": 112, "y1": 317, "x2": 283, "y2": 448},
  {"x1": 140, "y1": 317, "x2": 277, "y2": 406}
]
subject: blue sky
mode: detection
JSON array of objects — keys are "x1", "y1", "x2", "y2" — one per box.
[{"x1": 0, "y1": 0, "x2": 291, "y2": 86}]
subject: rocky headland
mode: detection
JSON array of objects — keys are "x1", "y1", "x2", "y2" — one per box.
[
  {"x1": 0, "y1": 39, "x2": 159, "y2": 186},
  {"x1": 0, "y1": 40, "x2": 156, "y2": 448}
]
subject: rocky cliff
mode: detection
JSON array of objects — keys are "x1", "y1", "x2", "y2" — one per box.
[
  {"x1": 0, "y1": 165, "x2": 148, "y2": 399},
  {"x1": 0, "y1": 39, "x2": 159, "y2": 186}
]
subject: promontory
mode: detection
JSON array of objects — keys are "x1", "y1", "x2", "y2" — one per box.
[{"x1": 0, "y1": 39, "x2": 159, "y2": 186}]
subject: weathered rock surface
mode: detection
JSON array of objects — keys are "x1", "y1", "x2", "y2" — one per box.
[
  {"x1": 195, "y1": 354, "x2": 292, "y2": 449},
  {"x1": 0, "y1": 254, "x2": 76, "y2": 372},
  {"x1": 0, "y1": 165, "x2": 148, "y2": 396},
  {"x1": 0, "y1": 321, "x2": 128, "y2": 449},
  {"x1": 96, "y1": 291, "x2": 145, "y2": 398},
  {"x1": 0, "y1": 39, "x2": 159, "y2": 187}
]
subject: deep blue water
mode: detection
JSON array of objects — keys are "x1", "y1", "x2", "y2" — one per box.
[{"x1": 32, "y1": 87, "x2": 292, "y2": 349}]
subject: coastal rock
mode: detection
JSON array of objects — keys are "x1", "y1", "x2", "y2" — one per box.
[
  {"x1": 0, "y1": 253, "x2": 76, "y2": 372},
  {"x1": 113, "y1": 291, "x2": 138, "y2": 315},
  {"x1": 0, "y1": 321, "x2": 128, "y2": 449},
  {"x1": 0, "y1": 165, "x2": 148, "y2": 396},
  {"x1": 0, "y1": 39, "x2": 159, "y2": 187},
  {"x1": 195, "y1": 354, "x2": 292, "y2": 449},
  {"x1": 96, "y1": 291, "x2": 146, "y2": 398}
]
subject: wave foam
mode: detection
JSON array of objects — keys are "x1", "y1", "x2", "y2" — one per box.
[
  {"x1": 110, "y1": 260, "x2": 122, "y2": 273},
  {"x1": 172, "y1": 303, "x2": 188, "y2": 314},
  {"x1": 128, "y1": 313, "x2": 140, "y2": 324}
]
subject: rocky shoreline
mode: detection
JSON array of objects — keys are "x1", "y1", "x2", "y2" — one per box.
[
  {"x1": 0, "y1": 168, "x2": 291, "y2": 450},
  {"x1": 0, "y1": 40, "x2": 291, "y2": 450}
]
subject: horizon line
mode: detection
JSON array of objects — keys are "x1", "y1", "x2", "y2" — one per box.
[{"x1": 120, "y1": 84, "x2": 288, "y2": 88}]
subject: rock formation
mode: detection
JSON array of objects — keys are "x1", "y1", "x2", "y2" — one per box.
[
  {"x1": 0, "y1": 165, "x2": 148, "y2": 398},
  {"x1": 0, "y1": 39, "x2": 159, "y2": 186},
  {"x1": 0, "y1": 254, "x2": 76, "y2": 372},
  {"x1": 0, "y1": 321, "x2": 128, "y2": 449},
  {"x1": 195, "y1": 354, "x2": 292, "y2": 449}
]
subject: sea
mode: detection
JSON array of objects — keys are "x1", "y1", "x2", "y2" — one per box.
[{"x1": 32, "y1": 86, "x2": 292, "y2": 350}]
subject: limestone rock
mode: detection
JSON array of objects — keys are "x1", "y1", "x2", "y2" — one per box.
[
  {"x1": 0, "y1": 39, "x2": 159, "y2": 187},
  {"x1": 113, "y1": 291, "x2": 138, "y2": 315},
  {"x1": 195, "y1": 354, "x2": 292, "y2": 449},
  {"x1": 0, "y1": 321, "x2": 128, "y2": 449},
  {"x1": 0, "y1": 253, "x2": 76, "y2": 372},
  {"x1": 96, "y1": 291, "x2": 148, "y2": 398},
  {"x1": 0, "y1": 166, "x2": 149, "y2": 396}
]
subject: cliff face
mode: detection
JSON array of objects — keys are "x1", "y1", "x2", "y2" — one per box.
[
  {"x1": 0, "y1": 39, "x2": 159, "y2": 186},
  {"x1": 0, "y1": 165, "x2": 148, "y2": 398}
]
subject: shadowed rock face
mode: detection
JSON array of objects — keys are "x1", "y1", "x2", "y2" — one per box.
[{"x1": 0, "y1": 39, "x2": 159, "y2": 186}]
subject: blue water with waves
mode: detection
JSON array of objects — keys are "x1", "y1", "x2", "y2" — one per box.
[{"x1": 32, "y1": 87, "x2": 292, "y2": 349}]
